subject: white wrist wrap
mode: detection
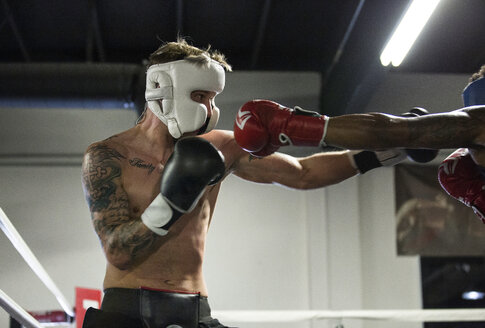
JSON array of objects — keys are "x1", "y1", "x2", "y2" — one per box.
[
  {"x1": 375, "y1": 149, "x2": 407, "y2": 166},
  {"x1": 141, "y1": 194, "x2": 173, "y2": 236},
  {"x1": 320, "y1": 116, "x2": 329, "y2": 147},
  {"x1": 347, "y1": 150, "x2": 360, "y2": 171}
]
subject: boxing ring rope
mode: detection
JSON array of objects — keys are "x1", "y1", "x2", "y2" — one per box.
[
  {"x1": 2, "y1": 207, "x2": 485, "y2": 326},
  {"x1": 213, "y1": 309, "x2": 485, "y2": 323},
  {"x1": 0, "y1": 288, "x2": 43, "y2": 328},
  {"x1": 0, "y1": 207, "x2": 74, "y2": 318}
]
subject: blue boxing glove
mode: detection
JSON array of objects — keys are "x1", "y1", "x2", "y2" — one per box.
[{"x1": 141, "y1": 137, "x2": 225, "y2": 235}]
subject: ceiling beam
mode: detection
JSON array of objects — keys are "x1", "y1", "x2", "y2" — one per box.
[
  {"x1": 250, "y1": 0, "x2": 271, "y2": 70},
  {"x1": 320, "y1": 0, "x2": 411, "y2": 116},
  {"x1": 1, "y1": 0, "x2": 30, "y2": 62},
  {"x1": 175, "y1": 0, "x2": 184, "y2": 37},
  {"x1": 0, "y1": 63, "x2": 143, "y2": 110},
  {"x1": 321, "y1": 0, "x2": 366, "y2": 89},
  {"x1": 86, "y1": 0, "x2": 106, "y2": 62}
]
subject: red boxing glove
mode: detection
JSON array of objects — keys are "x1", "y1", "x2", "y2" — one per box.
[
  {"x1": 438, "y1": 148, "x2": 485, "y2": 223},
  {"x1": 233, "y1": 100, "x2": 329, "y2": 157}
]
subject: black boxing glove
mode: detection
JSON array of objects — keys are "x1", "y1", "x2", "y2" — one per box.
[
  {"x1": 141, "y1": 137, "x2": 225, "y2": 235},
  {"x1": 401, "y1": 107, "x2": 439, "y2": 163}
]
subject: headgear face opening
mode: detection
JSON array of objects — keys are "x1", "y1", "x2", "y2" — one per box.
[
  {"x1": 145, "y1": 59, "x2": 225, "y2": 138},
  {"x1": 462, "y1": 77, "x2": 485, "y2": 107}
]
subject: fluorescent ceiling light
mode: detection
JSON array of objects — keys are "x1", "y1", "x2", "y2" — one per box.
[
  {"x1": 462, "y1": 291, "x2": 485, "y2": 301},
  {"x1": 380, "y1": 0, "x2": 441, "y2": 67}
]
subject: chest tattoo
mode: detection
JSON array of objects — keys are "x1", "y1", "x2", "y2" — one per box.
[{"x1": 129, "y1": 157, "x2": 156, "y2": 174}]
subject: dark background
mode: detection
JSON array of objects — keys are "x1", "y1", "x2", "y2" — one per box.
[{"x1": 1, "y1": 0, "x2": 485, "y2": 115}]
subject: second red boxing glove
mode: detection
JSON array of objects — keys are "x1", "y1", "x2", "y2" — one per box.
[
  {"x1": 233, "y1": 100, "x2": 329, "y2": 157},
  {"x1": 438, "y1": 148, "x2": 485, "y2": 223}
]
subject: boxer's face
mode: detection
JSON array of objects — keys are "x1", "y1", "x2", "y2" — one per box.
[
  {"x1": 191, "y1": 90, "x2": 217, "y2": 118},
  {"x1": 190, "y1": 90, "x2": 217, "y2": 135}
]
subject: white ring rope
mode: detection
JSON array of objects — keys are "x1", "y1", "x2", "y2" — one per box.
[
  {"x1": 0, "y1": 207, "x2": 74, "y2": 317},
  {"x1": 212, "y1": 309, "x2": 485, "y2": 323},
  {"x1": 2, "y1": 208, "x2": 485, "y2": 325},
  {"x1": 0, "y1": 288, "x2": 43, "y2": 328}
]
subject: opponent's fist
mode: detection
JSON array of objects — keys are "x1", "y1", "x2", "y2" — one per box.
[
  {"x1": 233, "y1": 100, "x2": 329, "y2": 157},
  {"x1": 438, "y1": 148, "x2": 485, "y2": 223}
]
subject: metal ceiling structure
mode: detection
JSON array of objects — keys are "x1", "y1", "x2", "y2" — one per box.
[{"x1": 1, "y1": 0, "x2": 484, "y2": 116}]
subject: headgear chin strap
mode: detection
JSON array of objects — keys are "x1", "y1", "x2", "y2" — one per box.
[
  {"x1": 462, "y1": 77, "x2": 485, "y2": 106},
  {"x1": 145, "y1": 59, "x2": 225, "y2": 138}
]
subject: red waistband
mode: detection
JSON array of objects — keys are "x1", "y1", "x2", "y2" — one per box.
[{"x1": 140, "y1": 286, "x2": 200, "y2": 295}]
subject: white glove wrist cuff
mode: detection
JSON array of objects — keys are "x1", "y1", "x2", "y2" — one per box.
[
  {"x1": 141, "y1": 194, "x2": 173, "y2": 236},
  {"x1": 346, "y1": 150, "x2": 360, "y2": 171}
]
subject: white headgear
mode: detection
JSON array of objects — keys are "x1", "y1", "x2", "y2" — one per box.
[{"x1": 145, "y1": 59, "x2": 225, "y2": 138}]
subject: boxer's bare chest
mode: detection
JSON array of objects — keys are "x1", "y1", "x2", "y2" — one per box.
[{"x1": 119, "y1": 150, "x2": 165, "y2": 216}]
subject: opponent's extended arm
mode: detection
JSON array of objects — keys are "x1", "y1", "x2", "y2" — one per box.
[
  {"x1": 326, "y1": 107, "x2": 485, "y2": 151},
  {"x1": 438, "y1": 148, "x2": 485, "y2": 223},
  {"x1": 234, "y1": 100, "x2": 437, "y2": 163},
  {"x1": 141, "y1": 137, "x2": 226, "y2": 235}
]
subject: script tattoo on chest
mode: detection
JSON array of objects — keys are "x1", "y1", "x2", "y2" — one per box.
[{"x1": 129, "y1": 157, "x2": 156, "y2": 174}]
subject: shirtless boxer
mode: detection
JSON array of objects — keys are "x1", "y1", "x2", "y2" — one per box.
[
  {"x1": 234, "y1": 65, "x2": 485, "y2": 223},
  {"x1": 80, "y1": 39, "x2": 415, "y2": 328}
]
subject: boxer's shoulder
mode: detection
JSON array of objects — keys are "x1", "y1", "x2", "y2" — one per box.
[
  {"x1": 458, "y1": 106, "x2": 485, "y2": 148},
  {"x1": 200, "y1": 129, "x2": 233, "y2": 145},
  {"x1": 200, "y1": 129, "x2": 239, "y2": 156},
  {"x1": 470, "y1": 148, "x2": 485, "y2": 167},
  {"x1": 202, "y1": 129, "x2": 248, "y2": 167},
  {"x1": 84, "y1": 136, "x2": 128, "y2": 167}
]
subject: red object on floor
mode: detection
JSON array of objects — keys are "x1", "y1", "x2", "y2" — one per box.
[
  {"x1": 75, "y1": 287, "x2": 102, "y2": 328},
  {"x1": 29, "y1": 310, "x2": 70, "y2": 323}
]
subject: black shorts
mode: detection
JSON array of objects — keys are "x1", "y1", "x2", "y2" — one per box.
[{"x1": 82, "y1": 287, "x2": 235, "y2": 328}]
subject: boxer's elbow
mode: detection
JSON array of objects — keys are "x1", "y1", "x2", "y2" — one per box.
[
  {"x1": 293, "y1": 152, "x2": 358, "y2": 190},
  {"x1": 104, "y1": 239, "x2": 133, "y2": 270}
]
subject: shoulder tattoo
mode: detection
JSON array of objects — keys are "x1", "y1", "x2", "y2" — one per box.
[{"x1": 82, "y1": 144, "x2": 127, "y2": 213}]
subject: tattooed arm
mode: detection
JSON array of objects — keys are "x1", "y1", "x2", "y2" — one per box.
[{"x1": 81, "y1": 142, "x2": 159, "y2": 269}]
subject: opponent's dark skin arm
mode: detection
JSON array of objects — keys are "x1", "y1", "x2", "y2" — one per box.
[
  {"x1": 81, "y1": 143, "x2": 159, "y2": 269},
  {"x1": 325, "y1": 106, "x2": 485, "y2": 150}
]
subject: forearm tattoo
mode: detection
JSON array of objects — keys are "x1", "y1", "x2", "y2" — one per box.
[
  {"x1": 248, "y1": 154, "x2": 262, "y2": 162},
  {"x1": 82, "y1": 144, "x2": 157, "y2": 260}
]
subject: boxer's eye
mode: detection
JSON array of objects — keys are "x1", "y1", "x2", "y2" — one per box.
[
  {"x1": 191, "y1": 90, "x2": 216, "y2": 104},
  {"x1": 191, "y1": 92, "x2": 206, "y2": 103}
]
